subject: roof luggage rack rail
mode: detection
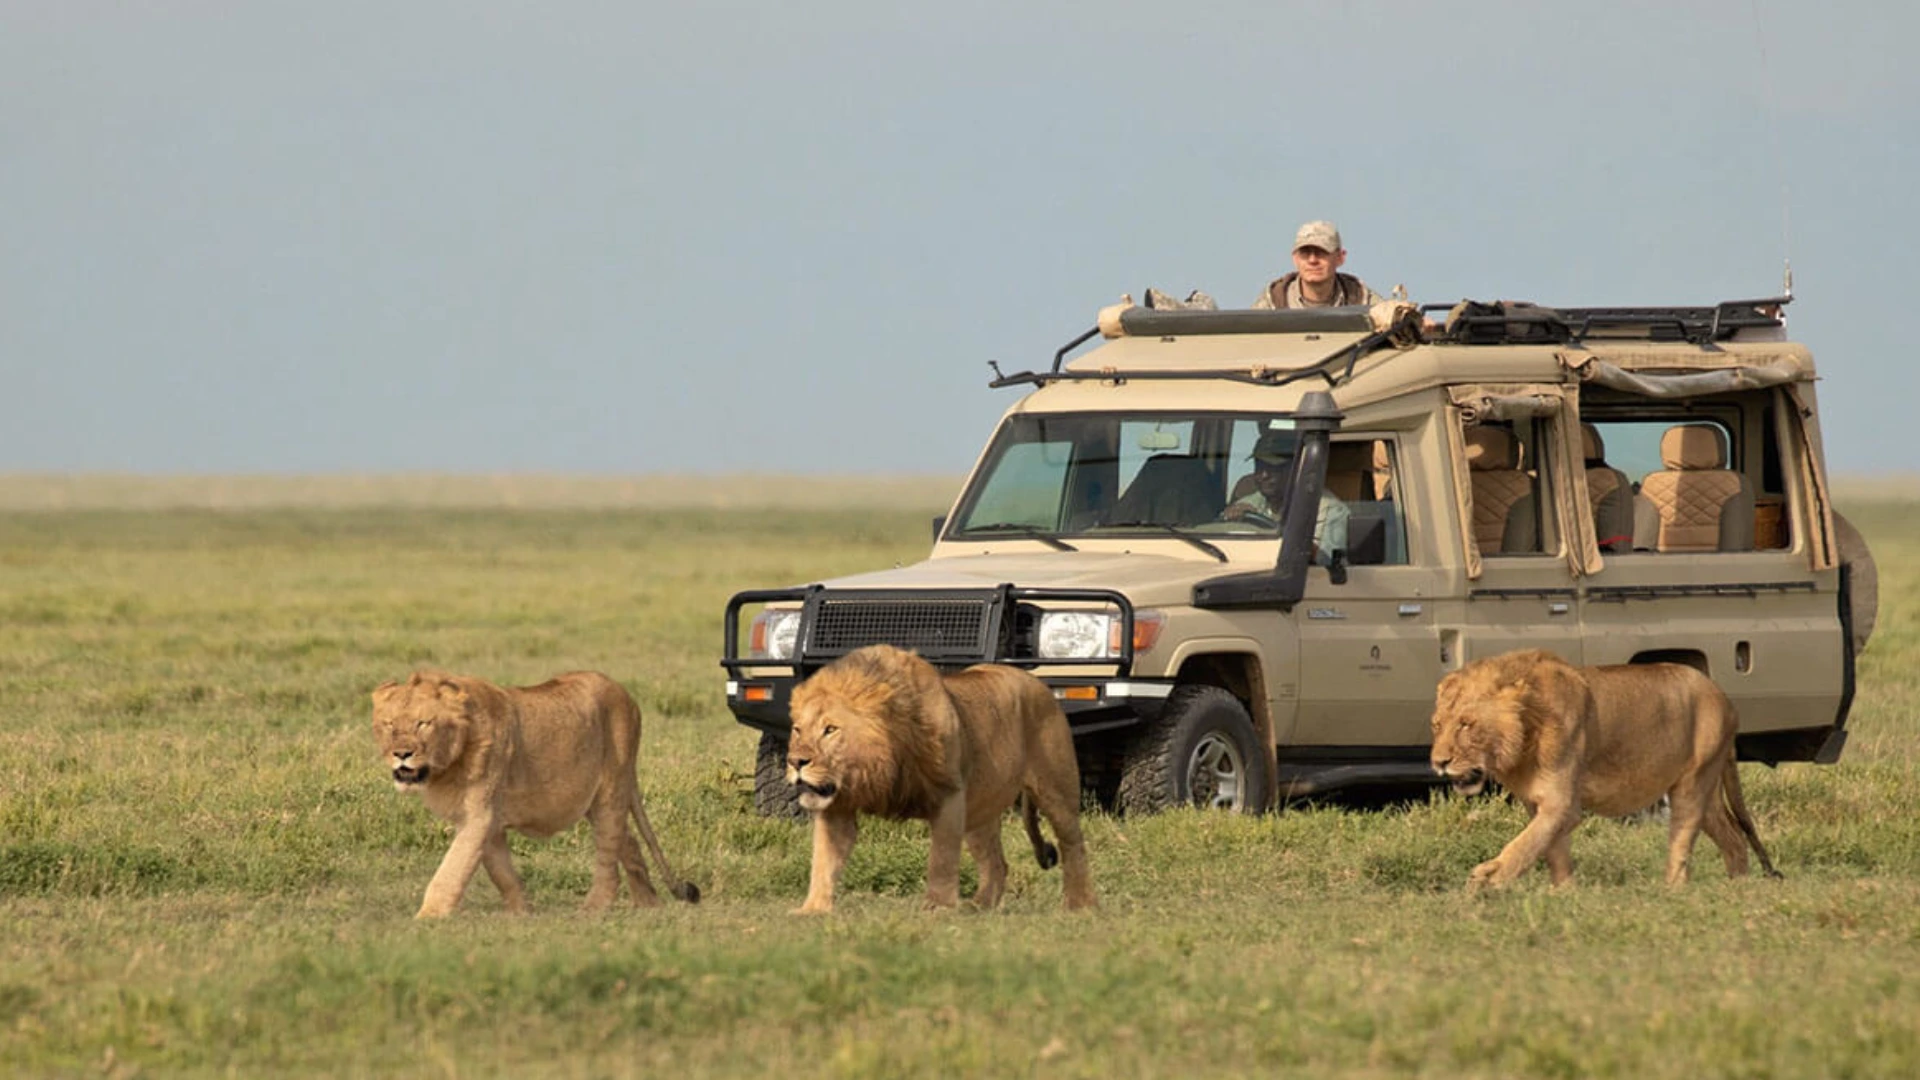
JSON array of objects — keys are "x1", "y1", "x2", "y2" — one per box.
[{"x1": 1431, "y1": 297, "x2": 1790, "y2": 346}]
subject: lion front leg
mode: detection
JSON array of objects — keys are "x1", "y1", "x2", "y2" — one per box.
[
  {"x1": 923, "y1": 792, "x2": 968, "y2": 910},
  {"x1": 796, "y1": 808, "x2": 858, "y2": 914},
  {"x1": 1471, "y1": 796, "x2": 1581, "y2": 890},
  {"x1": 419, "y1": 819, "x2": 494, "y2": 918},
  {"x1": 478, "y1": 826, "x2": 529, "y2": 914}
]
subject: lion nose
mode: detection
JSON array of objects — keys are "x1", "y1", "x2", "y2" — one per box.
[
  {"x1": 1431, "y1": 756, "x2": 1448, "y2": 774},
  {"x1": 788, "y1": 756, "x2": 808, "y2": 771}
]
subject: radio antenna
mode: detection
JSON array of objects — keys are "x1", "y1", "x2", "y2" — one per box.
[{"x1": 1749, "y1": 0, "x2": 1792, "y2": 297}]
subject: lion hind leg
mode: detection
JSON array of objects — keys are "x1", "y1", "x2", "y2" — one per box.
[
  {"x1": 615, "y1": 831, "x2": 663, "y2": 907},
  {"x1": 1663, "y1": 777, "x2": 1715, "y2": 885},
  {"x1": 585, "y1": 801, "x2": 630, "y2": 911},
  {"x1": 964, "y1": 823, "x2": 1009, "y2": 910},
  {"x1": 628, "y1": 788, "x2": 699, "y2": 903}
]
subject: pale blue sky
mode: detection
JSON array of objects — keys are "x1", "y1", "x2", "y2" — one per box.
[{"x1": 5, "y1": 1, "x2": 1916, "y2": 474}]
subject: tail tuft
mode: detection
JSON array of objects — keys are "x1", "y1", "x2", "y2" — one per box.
[
  {"x1": 672, "y1": 881, "x2": 701, "y2": 904},
  {"x1": 1035, "y1": 841, "x2": 1059, "y2": 871}
]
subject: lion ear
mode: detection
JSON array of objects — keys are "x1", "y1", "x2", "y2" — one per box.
[
  {"x1": 371, "y1": 679, "x2": 400, "y2": 704},
  {"x1": 435, "y1": 679, "x2": 471, "y2": 709}
]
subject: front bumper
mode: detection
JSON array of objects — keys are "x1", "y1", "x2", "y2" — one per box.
[{"x1": 724, "y1": 676, "x2": 1176, "y2": 739}]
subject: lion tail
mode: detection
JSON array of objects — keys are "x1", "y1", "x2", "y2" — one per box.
[
  {"x1": 1020, "y1": 792, "x2": 1060, "y2": 871},
  {"x1": 1720, "y1": 759, "x2": 1783, "y2": 880},
  {"x1": 629, "y1": 788, "x2": 701, "y2": 903}
]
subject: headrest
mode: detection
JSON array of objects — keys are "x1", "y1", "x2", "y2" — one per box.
[
  {"x1": 1328, "y1": 441, "x2": 1374, "y2": 473},
  {"x1": 1581, "y1": 422, "x2": 1605, "y2": 462},
  {"x1": 1660, "y1": 424, "x2": 1729, "y2": 470},
  {"x1": 1465, "y1": 426, "x2": 1517, "y2": 471}
]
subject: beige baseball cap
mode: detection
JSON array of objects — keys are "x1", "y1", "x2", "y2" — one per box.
[{"x1": 1292, "y1": 220, "x2": 1342, "y2": 253}]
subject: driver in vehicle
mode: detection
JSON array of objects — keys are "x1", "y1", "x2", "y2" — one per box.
[{"x1": 1221, "y1": 430, "x2": 1349, "y2": 565}]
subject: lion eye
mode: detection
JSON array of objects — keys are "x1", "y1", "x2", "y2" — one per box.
[
  {"x1": 415, "y1": 720, "x2": 430, "y2": 732},
  {"x1": 822, "y1": 724, "x2": 838, "y2": 738}
]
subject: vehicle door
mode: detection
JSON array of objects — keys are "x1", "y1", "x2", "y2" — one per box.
[
  {"x1": 1452, "y1": 398, "x2": 1585, "y2": 667},
  {"x1": 1292, "y1": 436, "x2": 1448, "y2": 749}
]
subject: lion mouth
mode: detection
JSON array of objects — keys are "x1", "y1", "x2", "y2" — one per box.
[
  {"x1": 795, "y1": 778, "x2": 837, "y2": 810},
  {"x1": 1448, "y1": 769, "x2": 1486, "y2": 796},
  {"x1": 392, "y1": 764, "x2": 429, "y2": 786}
]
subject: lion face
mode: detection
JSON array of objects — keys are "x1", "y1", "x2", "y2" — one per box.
[
  {"x1": 1429, "y1": 672, "x2": 1527, "y2": 796},
  {"x1": 786, "y1": 661, "x2": 900, "y2": 814},
  {"x1": 371, "y1": 675, "x2": 472, "y2": 790}
]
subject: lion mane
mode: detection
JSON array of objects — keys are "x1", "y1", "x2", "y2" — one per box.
[
  {"x1": 371, "y1": 669, "x2": 698, "y2": 917},
  {"x1": 1430, "y1": 648, "x2": 1779, "y2": 889},
  {"x1": 784, "y1": 644, "x2": 1096, "y2": 913}
]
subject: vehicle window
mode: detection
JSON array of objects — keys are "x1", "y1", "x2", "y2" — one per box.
[
  {"x1": 1466, "y1": 420, "x2": 1552, "y2": 557},
  {"x1": 1587, "y1": 407, "x2": 1783, "y2": 554},
  {"x1": 962, "y1": 437, "x2": 1074, "y2": 529},
  {"x1": 947, "y1": 413, "x2": 1308, "y2": 538},
  {"x1": 1328, "y1": 437, "x2": 1407, "y2": 566}
]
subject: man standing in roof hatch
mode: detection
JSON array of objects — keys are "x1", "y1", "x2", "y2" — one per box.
[{"x1": 1253, "y1": 220, "x2": 1384, "y2": 309}]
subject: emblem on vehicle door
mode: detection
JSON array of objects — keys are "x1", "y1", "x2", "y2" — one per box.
[{"x1": 1307, "y1": 608, "x2": 1345, "y2": 620}]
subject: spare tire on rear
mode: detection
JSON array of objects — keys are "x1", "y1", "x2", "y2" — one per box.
[{"x1": 1833, "y1": 511, "x2": 1877, "y2": 656}]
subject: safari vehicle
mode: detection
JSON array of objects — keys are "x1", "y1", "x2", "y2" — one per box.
[{"x1": 721, "y1": 297, "x2": 1875, "y2": 815}]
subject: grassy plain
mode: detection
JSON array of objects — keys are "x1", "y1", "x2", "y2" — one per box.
[{"x1": 1, "y1": 483, "x2": 1916, "y2": 1079}]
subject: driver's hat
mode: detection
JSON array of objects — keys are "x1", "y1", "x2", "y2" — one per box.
[{"x1": 1251, "y1": 430, "x2": 1296, "y2": 464}]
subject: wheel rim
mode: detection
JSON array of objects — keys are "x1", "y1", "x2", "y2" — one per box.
[{"x1": 1185, "y1": 732, "x2": 1247, "y2": 810}]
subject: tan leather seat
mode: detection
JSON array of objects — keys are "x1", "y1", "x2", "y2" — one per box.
[
  {"x1": 1466, "y1": 426, "x2": 1532, "y2": 554},
  {"x1": 1323, "y1": 441, "x2": 1375, "y2": 502},
  {"x1": 1581, "y1": 423, "x2": 1635, "y2": 553},
  {"x1": 1639, "y1": 424, "x2": 1755, "y2": 552}
]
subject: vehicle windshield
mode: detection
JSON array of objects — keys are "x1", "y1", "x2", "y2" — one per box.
[{"x1": 946, "y1": 412, "x2": 1304, "y2": 539}]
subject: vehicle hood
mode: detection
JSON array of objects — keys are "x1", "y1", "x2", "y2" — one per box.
[{"x1": 808, "y1": 548, "x2": 1255, "y2": 607}]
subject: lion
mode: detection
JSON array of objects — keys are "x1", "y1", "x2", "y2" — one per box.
[
  {"x1": 784, "y1": 644, "x2": 1096, "y2": 914},
  {"x1": 371, "y1": 669, "x2": 699, "y2": 917},
  {"x1": 1429, "y1": 649, "x2": 1780, "y2": 889}
]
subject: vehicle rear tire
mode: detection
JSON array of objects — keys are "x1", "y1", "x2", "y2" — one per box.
[
  {"x1": 1117, "y1": 685, "x2": 1272, "y2": 815},
  {"x1": 753, "y1": 731, "x2": 806, "y2": 820}
]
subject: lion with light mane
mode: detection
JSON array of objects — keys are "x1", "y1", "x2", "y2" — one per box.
[
  {"x1": 785, "y1": 644, "x2": 1096, "y2": 913},
  {"x1": 372, "y1": 669, "x2": 698, "y2": 917},
  {"x1": 1430, "y1": 649, "x2": 1779, "y2": 888}
]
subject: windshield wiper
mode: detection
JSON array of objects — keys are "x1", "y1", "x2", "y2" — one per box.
[
  {"x1": 956, "y1": 524, "x2": 1079, "y2": 551},
  {"x1": 1099, "y1": 522, "x2": 1228, "y2": 562}
]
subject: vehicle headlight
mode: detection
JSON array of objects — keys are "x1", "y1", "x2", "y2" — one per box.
[
  {"x1": 750, "y1": 609, "x2": 802, "y2": 660},
  {"x1": 1038, "y1": 611, "x2": 1113, "y2": 659}
]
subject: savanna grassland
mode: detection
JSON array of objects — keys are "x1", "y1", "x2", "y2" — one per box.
[{"x1": 1, "y1": 482, "x2": 1916, "y2": 1079}]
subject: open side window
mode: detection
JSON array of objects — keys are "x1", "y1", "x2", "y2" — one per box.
[{"x1": 1446, "y1": 385, "x2": 1591, "y2": 580}]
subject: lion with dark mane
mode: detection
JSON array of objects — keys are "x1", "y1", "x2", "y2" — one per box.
[
  {"x1": 1430, "y1": 649, "x2": 1779, "y2": 888},
  {"x1": 785, "y1": 644, "x2": 1096, "y2": 913},
  {"x1": 372, "y1": 669, "x2": 698, "y2": 917}
]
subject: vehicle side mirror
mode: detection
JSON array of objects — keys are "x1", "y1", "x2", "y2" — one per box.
[{"x1": 1328, "y1": 549, "x2": 1349, "y2": 586}]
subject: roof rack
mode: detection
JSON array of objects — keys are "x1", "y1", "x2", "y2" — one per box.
[
  {"x1": 988, "y1": 305, "x2": 1397, "y2": 391},
  {"x1": 1430, "y1": 297, "x2": 1790, "y2": 346}
]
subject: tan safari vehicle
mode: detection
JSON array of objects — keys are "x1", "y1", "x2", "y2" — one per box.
[{"x1": 722, "y1": 297, "x2": 1875, "y2": 815}]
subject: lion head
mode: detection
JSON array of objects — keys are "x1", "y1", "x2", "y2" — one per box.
[
  {"x1": 786, "y1": 645, "x2": 954, "y2": 816},
  {"x1": 1429, "y1": 664, "x2": 1531, "y2": 796},
  {"x1": 371, "y1": 672, "x2": 476, "y2": 790}
]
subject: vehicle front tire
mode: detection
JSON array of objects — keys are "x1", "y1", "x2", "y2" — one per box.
[
  {"x1": 1117, "y1": 685, "x2": 1273, "y2": 815},
  {"x1": 752, "y1": 730, "x2": 806, "y2": 820}
]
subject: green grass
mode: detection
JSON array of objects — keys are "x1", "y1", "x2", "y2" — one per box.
[{"x1": 2, "y1": 497, "x2": 1918, "y2": 1078}]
